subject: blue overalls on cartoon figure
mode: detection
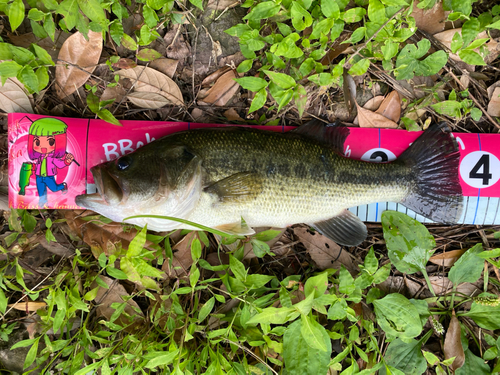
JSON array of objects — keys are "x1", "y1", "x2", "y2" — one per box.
[{"x1": 27, "y1": 118, "x2": 74, "y2": 207}]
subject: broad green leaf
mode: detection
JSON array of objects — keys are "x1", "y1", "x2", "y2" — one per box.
[
  {"x1": 245, "y1": 274, "x2": 274, "y2": 288},
  {"x1": 251, "y1": 238, "x2": 271, "y2": 257},
  {"x1": 57, "y1": 0, "x2": 79, "y2": 30},
  {"x1": 247, "y1": 307, "x2": 297, "y2": 325},
  {"x1": 23, "y1": 336, "x2": 40, "y2": 369},
  {"x1": 380, "y1": 338, "x2": 427, "y2": 375},
  {"x1": 32, "y1": 44, "x2": 54, "y2": 66},
  {"x1": 382, "y1": 211, "x2": 435, "y2": 274},
  {"x1": 127, "y1": 226, "x2": 147, "y2": 257},
  {"x1": 97, "y1": 109, "x2": 121, "y2": 126},
  {"x1": 143, "y1": 5, "x2": 158, "y2": 28},
  {"x1": 373, "y1": 293, "x2": 423, "y2": 340},
  {"x1": 0, "y1": 61, "x2": 22, "y2": 82},
  {"x1": 293, "y1": 84, "x2": 307, "y2": 118},
  {"x1": 339, "y1": 266, "x2": 355, "y2": 295},
  {"x1": 321, "y1": 0, "x2": 339, "y2": 18},
  {"x1": 249, "y1": 88, "x2": 267, "y2": 113},
  {"x1": 294, "y1": 291, "x2": 315, "y2": 315},
  {"x1": 448, "y1": 243, "x2": 484, "y2": 286},
  {"x1": 456, "y1": 348, "x2": 492, "y2": 375},
  {"x1": 283, "y1": 319, "x2": 331, "y2": 375},
  {"x1": 304, "y1": 272, "x2": 328, "y2": 298},
  {"x1": 415, "y1": 50, "x2": 447, "y2": 76},
  {"x1": 0, "y1": 288, "x2": 7, "y2": 313},
  {"x1": 348, "y1": 58, "x2": 370, "y2": 76},
  {"x1": 28, "y1": 8, "x2": 45, "y2": 21},
  {"x1": 225, "y1": 23, "x2": 252, "y2": 37},
  {"x1": 300, "y1": 314, "x2": 328, "y2": 351},
  {"x1": 364, "y1": 247, "x2": 378, "y2": 275},
  {"x1": 368, "y1": 0, "x2": 386, "y2": 23},
  {"x1": 236, "y1": 59, "x2": 253, "y2": 73},
  {"x1": 310, "y1": 17, "x2": 334, "y2": 40},
  {"x1": 382, "y1": 40, "x2": 399, "y2": 60},
  {"x1": 366, "y1": 287, "x2": 382, "y2": 304},
  {"x1": 343, "y1": 7, "x2": 366, "y2": 23},
  {"x1": 461, "y1": 18, "x2": 480, "y2": 47},
  {"x1": 121, "y1": 34, "x2": 137, "y2": 50},
  {"x1": 229, "y1": 254, "x2": 246, "y2": 282},
  {"x1": 431, "y1": 100, "x2": 462, "y2": 117},
  {"x1": 44, "y1": 14, "x2": 56, "y2": 41},
  {"x1": 77, "y1": 0, "x2": 106, "y2": 24},
  {"x1": 189, "y1": 0, "x2": 203, "y2": 9},
  {"x1": 109, "y1": 21, "x2": 124, "y2": 46},
  {"x1": 145, "y1": 349, "x2": 179, "y2": 369},
  {"x1": 458, "y1": 49, "x2": 486, "y2": 65},
  {"x1": 243, "y1": 1, "x2": 280, "y2": 21},
  {"x1": 349, "y1": 27, "x2": 366, "y2": 44},
  {"x1": 106, "y1": 266, "x2": 128, "y2": 279},
  {"x1": 234, "y1": 76, "x2": 268, "y2": 91},
  {"x1": 198, "y1": 297, "x2": 215, "y2": 322},
  {"x1": 87, "y1": 92, "x2": 99, "y2": 112},
  {"x1": 8, "y1": 0, "x2": 25, "y2": 32},
  {"x1": 461, "y1": 301, "x2": 500, "y2": 330},
  {"x1": 137, "y1": 48, "x2": 162, "y2": 61},
  {"x1": 255, "y1": 229, "x2": 282, "y2": 242},
  {"x1": 19, "y1": 67, "x2": 39, "y2": 93},
  {"x1": 291, "y1": 2, "x2": 312, "y2": 31}
]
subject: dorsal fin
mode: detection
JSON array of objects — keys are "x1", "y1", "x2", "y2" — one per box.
[{"x1": 293, "y1": 119, "x2": 350, "y2": 155}]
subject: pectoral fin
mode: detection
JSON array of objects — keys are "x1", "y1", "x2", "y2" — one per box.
[
  {"x1": 312, "y1": 210, "x2": 367, "y2": 246},
  {"x1": 215, "y1": 221, "x2": 255, "y2": 236},
  {"x1": 205, "y1": 172, "x2": 263, "y2": 203}
]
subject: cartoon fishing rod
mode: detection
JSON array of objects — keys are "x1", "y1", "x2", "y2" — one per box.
[{"x1": 19, "y1": 117, "x2": 79, "y2": 207}]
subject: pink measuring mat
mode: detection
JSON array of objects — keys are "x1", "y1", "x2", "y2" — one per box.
[{"x1": 8, "y1": 113, "x2": 500, "y2": 225}]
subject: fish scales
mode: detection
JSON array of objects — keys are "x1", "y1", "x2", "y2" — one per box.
[{"x1": 169, "y1": 128, "x2": 410, "y2": 228}]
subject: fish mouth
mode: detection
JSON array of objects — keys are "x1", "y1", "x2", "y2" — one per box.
[{"x1": 75, "y1": 166, "x2": 126, "y2": 208}]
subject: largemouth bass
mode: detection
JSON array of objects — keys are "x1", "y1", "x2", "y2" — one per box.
[{"x1": 75, "y1": 122, "x2": 463, "y2": 246}]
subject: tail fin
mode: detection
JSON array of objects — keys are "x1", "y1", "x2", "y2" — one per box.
[{"x1": 399, "y1": 123, "x2": 463, "y2": 224}]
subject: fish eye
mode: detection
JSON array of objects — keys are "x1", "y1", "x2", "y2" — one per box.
[{"x1": 116, "y1": 156, "x2": 132, "y2": 171}]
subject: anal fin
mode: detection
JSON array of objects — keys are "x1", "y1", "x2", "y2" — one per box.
[{"x1": 312, "y1": 210, "x2": 367, "y2": 246}]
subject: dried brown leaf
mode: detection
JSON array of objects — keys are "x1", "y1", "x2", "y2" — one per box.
[
  {"x1": 149, "y1": 58, "x2": 179, "y2": 79},
  {"x1": 101, "y1": 85, "x2": 127, "y2": 104},
  {"x1": 412, "y1": 1, "x2": 448, "y2": 35},
  {"x1": 202, "y1": 66, "x2": 231, "y2": 87},
  {"x1": 164, "y1": 25, "x2": 191, "y2": 60},
  {"x1": 200, "y1": 70, "x2": 240, "y2": 106},
  {"x1": 353, "y1": 95, "x2": 384, "y2": 125},
  {"x1": 0, "y1": 78, "x2": 33, "y2": 113},
  {"x1": 487, "y1": 87, "x2": 500, "y2": 117},
  {"x1": 207, "y1": 0, "x2": 239, "y2": 9},
  {"x1": 375, "y1": 91, "x2": 401, "y2": 123},
  {"x1": 428, "y1": 249, "x2": 466, "y2": 267},
  {"x1": 293, "y1": 226, "x2": 355, "y2": 272},
  {"x1": 127, "y1": 92, "x2": 170, "y2": 109},
  {"x1": 62, "y1": 210, "x2": 157, "y2": 258},
  {"x1": 112, "y1": 58, "x2": 137, "y2": 70},
  {"x1": 224, "y1": 108, "x2": 244, "y2": 122},
  {"x1": 92, "y1": 275, "x2": 145, "y2": 332},
  {"x1": 8, "y1": 301, "x2": 46, "y2": 311},
  {"x1": 55, "y1": 31, "x2": 103, "y2": 99},
  {"x1": 162, "y1": 232, "x2": 203, "y2": 278},
  {"x1": 356, "y1": 103, "x2": 399, "y2": 128},
  {"x1": 118, "y1": 66, "x2": 184, "y2": 106},
  {"x1": 444, "y1": 312, "x2": 465, "y2": 371}
]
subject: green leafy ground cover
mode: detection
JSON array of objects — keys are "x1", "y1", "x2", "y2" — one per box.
[{"x1": 0, "y1": 0, "x2": 500, "y2": 374}]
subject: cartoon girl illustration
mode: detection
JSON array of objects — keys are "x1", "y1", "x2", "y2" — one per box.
[{"x1": 27, "y1": 118, "x2": 75, "y2": 207}]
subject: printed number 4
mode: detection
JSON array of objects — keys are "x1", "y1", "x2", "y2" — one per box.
[{"x1": 469, "y1": 154, "x2": 492, "y2": 186}]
